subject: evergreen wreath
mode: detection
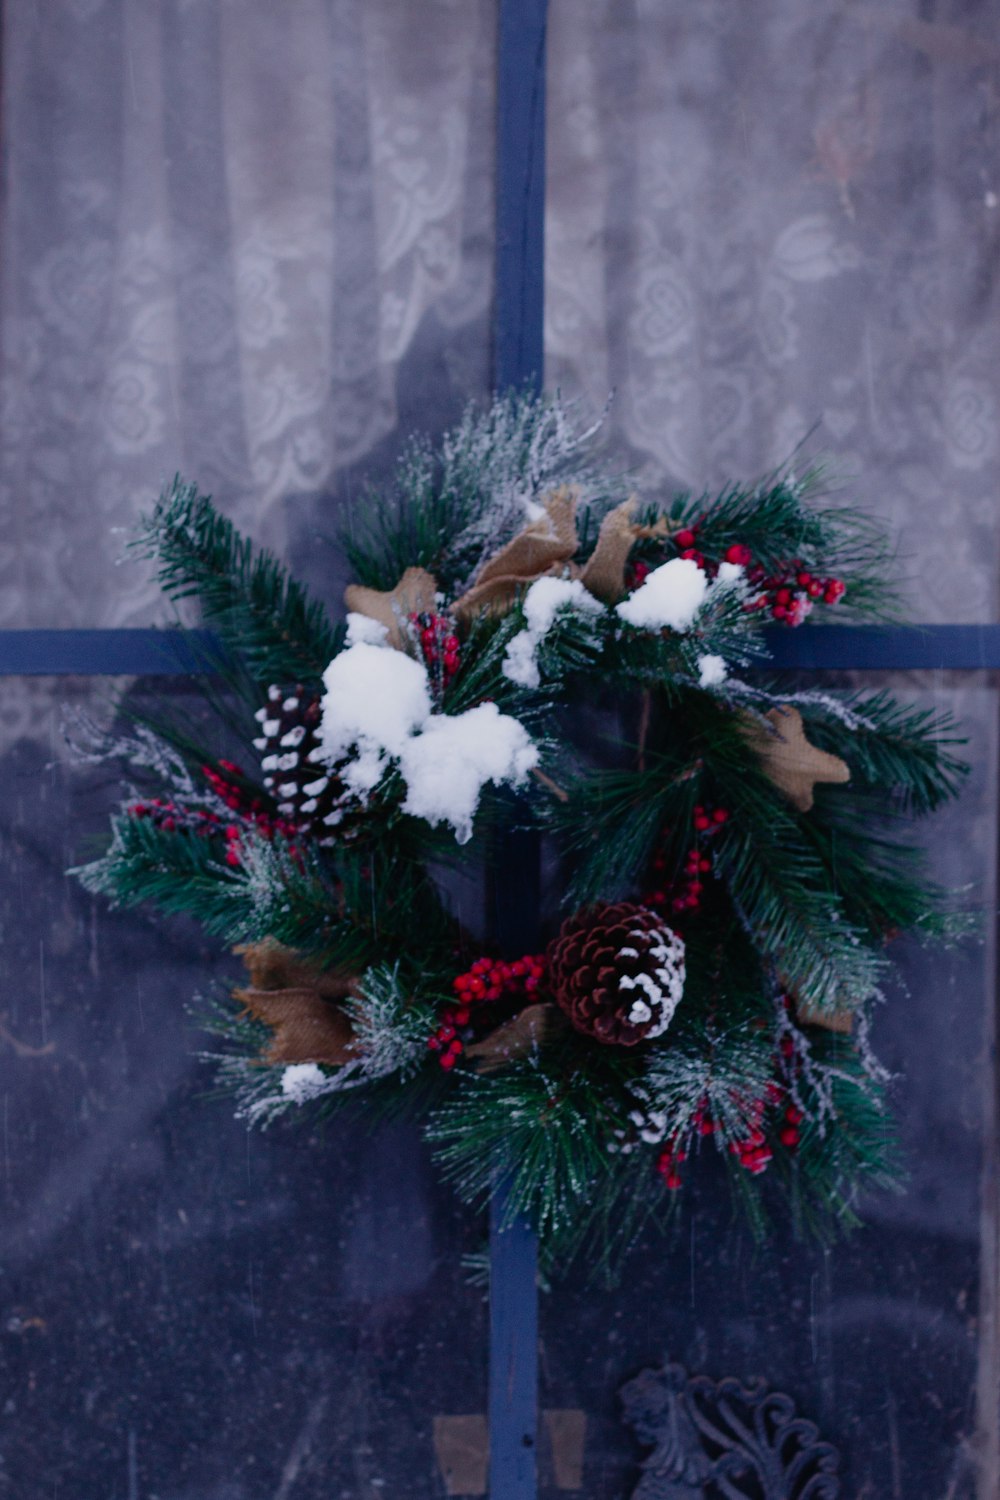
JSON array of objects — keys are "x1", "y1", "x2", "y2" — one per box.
[{"x1": 74, "y1": 393, "x2": 968, "y2": 1275}]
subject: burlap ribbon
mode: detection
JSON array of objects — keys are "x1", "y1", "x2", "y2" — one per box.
[
  {"x1": 234, "y1": 940, "x2": 360, "y2": 1066},
  {"x1": 343, "y1": 488, "x2": 669, "y2": 639},
  {"x1": 738, "y1": 706, "x2": 850, "y2": 813},
  {"x1": 463, "y1": 1002, "x2": 567, "y2": 1072},
  {"x1": 452, "y1": 486, "x2": 580, "y2": 619},
  {"x1": 795, "y1": 999, "x2": 854, "y2": 1034},
  {"x1": 344, "y1": 566, "x2": 439, "y2": 650}
]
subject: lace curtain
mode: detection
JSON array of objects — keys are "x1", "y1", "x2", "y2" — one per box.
[
  {"x1": 546, "y1": 0, "x2": 1000, "y2": 622},
  {"x1": 0, "y1": 0, "x2": 495, "y2": 627}
]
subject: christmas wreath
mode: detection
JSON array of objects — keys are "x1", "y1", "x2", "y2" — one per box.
[{"x1": 75, "y1": 394, "x2": 967, "y2": 1272}]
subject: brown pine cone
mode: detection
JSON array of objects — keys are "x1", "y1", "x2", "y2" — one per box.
[
  {"x1": 252, "y1": 684, "x2": 364, "y2": 846},
  {"x1": 547, "y1": 902, "x2": 686, "y2": 1046}
]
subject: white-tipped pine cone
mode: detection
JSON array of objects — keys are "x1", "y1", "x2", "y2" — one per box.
[
  {"x1": 252, "y1": 684, "x2": 365, "y2": 845},
  {"x1": 547, "y1": 902, "x2": 686, "y2": 1045}
]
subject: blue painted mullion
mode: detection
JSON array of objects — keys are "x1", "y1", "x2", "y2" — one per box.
[
  {"x1": 489, "y1": 1, "x2": 549, "y2": 1497},
  {"x1": 2, "y1": 625, "x2": 1000, "y2": 676}
]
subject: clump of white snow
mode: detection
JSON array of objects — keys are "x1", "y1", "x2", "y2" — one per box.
[
  {"x1": 281, "y1": 1063, "x2": 336, "y2": 1104},
  {"x1": 345, "y1": 611, "x2": 389, "y2": 647},
  {"x1": 616, "y1": 557, "x2": 708, "y2": 632},
  {"x1": 318, "y1": 635, "x2": 538, "y2": 843},
  {"x1": 319, "y1": 642, "x2": 431, "y2": 797},
  {"x1": 399, "y1": 701, "x2": 538, "y2": 843},
  {"x1": 502, "y1": 576, "x2": 604, "y2": 689},
  {"x1": 697, "y1": 654, "x2": 728, "y2": 688}
]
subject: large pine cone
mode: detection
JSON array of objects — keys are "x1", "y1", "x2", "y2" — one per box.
[
  {"x1": 547, "y1": 902, "x2": 686, "y2": 1046},
  {"x1": 252, "y1": 684, "x2": 364, "y2": 846}
]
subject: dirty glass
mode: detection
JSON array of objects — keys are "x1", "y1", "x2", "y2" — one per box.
[
  {"x1": 536, "y1": 672, "x2": 996, "y2": 1498},
  {"x1": 0, "y1": 677, "x2": 490, "y2": 1498},
  {"x1": 543, "y1": 2, "x2": 999, "y2": 1494}
]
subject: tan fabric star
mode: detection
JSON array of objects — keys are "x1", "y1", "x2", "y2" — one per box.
[
  {"x1": 234, "y1": 940, "x2": 360, "y2": 1067},
  {"x1": 343, "y1": 565, "x2": 439, "y2": 650},
  {"x1": 452, "y1": 485, "x2": 580, "y2": 619},
  {"x1": 739, "y1": 705, "x2": 850, "y2": 812}
]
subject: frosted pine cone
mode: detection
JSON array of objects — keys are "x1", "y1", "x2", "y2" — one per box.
[
  {"x1": 547, "y1": 902, "x2": 686, "y2": 1045},
  {"x1": 252, "y1": 684, "x2": 364, "y2": 846}
]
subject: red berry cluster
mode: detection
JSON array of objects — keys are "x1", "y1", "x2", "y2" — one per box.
[
  {"x1": 655, "y1": 1136, "x2": 687, "y2": 1190},
  {"x1": 744, "y1": 558, "x2": 845, "y2": 627},
  {"x1": 667, "y1": 523, "x2": 846, "y2": 628},
  {"x1": 656, "y1": 1065, "x2": 807, "y2": 1191},
  {"x1": 729, "y1": 1067, "x2": 808, "y2": 1174},
  {"x1": 728, "y1": 1093, "x2": 774, "y2": 1175},
  {"x1": 129, "y1": 798, "x2": 220, "y2": 838},
  {"x1": 625, "y1": 558, "x2": 652, "y2": 590},
  {"x1": 411, "y1": 612, "x2": 461, "y2": 683},
  {"x1": 428, "y1": 953, "x2": 547, "y2": 1070},
  {"x1": 672, "y1": 526, "x2": 706, "y2": 569},
  {"x1": 644, "y1": 805, "x2": 728, "y2": 918},
  {"x1": 202, "y1": 761, "x2": 302, "y2": 866}
]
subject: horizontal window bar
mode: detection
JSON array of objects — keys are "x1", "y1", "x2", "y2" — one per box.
[
  {"x1": 0, "y1": 625, "x2": 998, "y2": 676},
  {"x1": 0, "y1": 630, "x2": 220, "y2": 675},
  {"x1": 761, "y1": 624, "x2": 1000, "y2": 671}
]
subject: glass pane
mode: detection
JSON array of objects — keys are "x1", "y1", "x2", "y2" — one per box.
[
  {"x1": 546, "y1": 2, "x2": 1000, "y2": 622},
  {"x1": 545, "y1": 2, "x2": 999, "y2": 1490},
  {"x1": 0, "y1": 677, "x2": 488, "y2": 1497},
  {"x1": 0, "y1": 0, "x2": 496, "y2": 626},
  {"x1": 535, "y1": 673, "x2": 996, "y2": 1496}
]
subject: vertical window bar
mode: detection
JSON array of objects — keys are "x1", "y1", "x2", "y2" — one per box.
[{"x1": 488, "y1": 2, "x2": 549, "y2": 1497}]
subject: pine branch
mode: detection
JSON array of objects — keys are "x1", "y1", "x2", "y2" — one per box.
[
  {"x1": 72, "y1": 812, "x2": 245, "y2": 937},
  {"x1": 799, "y1": 691, "x2": 968, "y2": 815},
  {"x1": 133, "y1": 477, "x2": 342, "y2": 683},
  {"x1": 428, "y1": 1049, "x2": 623, "y2": 1242},
  {"x1": 710, "y1": 808, "x2": 885, "y2": 1013},
  {"x1": 341, "y1": 391, "x2": 612, "y2": 596}
]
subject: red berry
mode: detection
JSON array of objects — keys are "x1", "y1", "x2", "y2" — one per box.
[
  {"x1": 439, "y1": 1052, "x2": 457, "y2": 1070},
  {"x1": 724, "y1": 543, "x2": 752, "y2": 566},
  {"x1": 712, "y1": 808, "x2": 729, "y2": 824},
  {"x1": 771, "y1": 604, "x2": 788, "y2": 620},
  {"x1": 779, "y1": 1126, "x2": 800, "y2": 1149},
  {"x1": 785, "y1": 1105, "x2": 805, "y2": 1125},
  {"x1": 674, "y1": 528, "x2": 696, "y2": 549},
  {"x1": 796, "y1": 572, "x2": 812, "y2": 587}
]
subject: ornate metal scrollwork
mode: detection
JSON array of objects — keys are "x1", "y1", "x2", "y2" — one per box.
[{"x1": 620, "y1": 1359, "x2": 841, "y2": 1499}]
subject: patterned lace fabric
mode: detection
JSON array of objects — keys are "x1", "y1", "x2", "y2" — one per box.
[
  {"x1": 0, "y1": 0, "x2": 495, "y2": 629},
  {"x1": 545, "y1": 0, "x2": 1000, "y2": 622}
]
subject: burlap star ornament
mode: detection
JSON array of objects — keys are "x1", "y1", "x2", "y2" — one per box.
[
  {"x1": 234, "y1": 940, "x2": 361, "y2": 1067},
  {"x1": 739, "y1": 706, "x2": 850, "y2": 813}
]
